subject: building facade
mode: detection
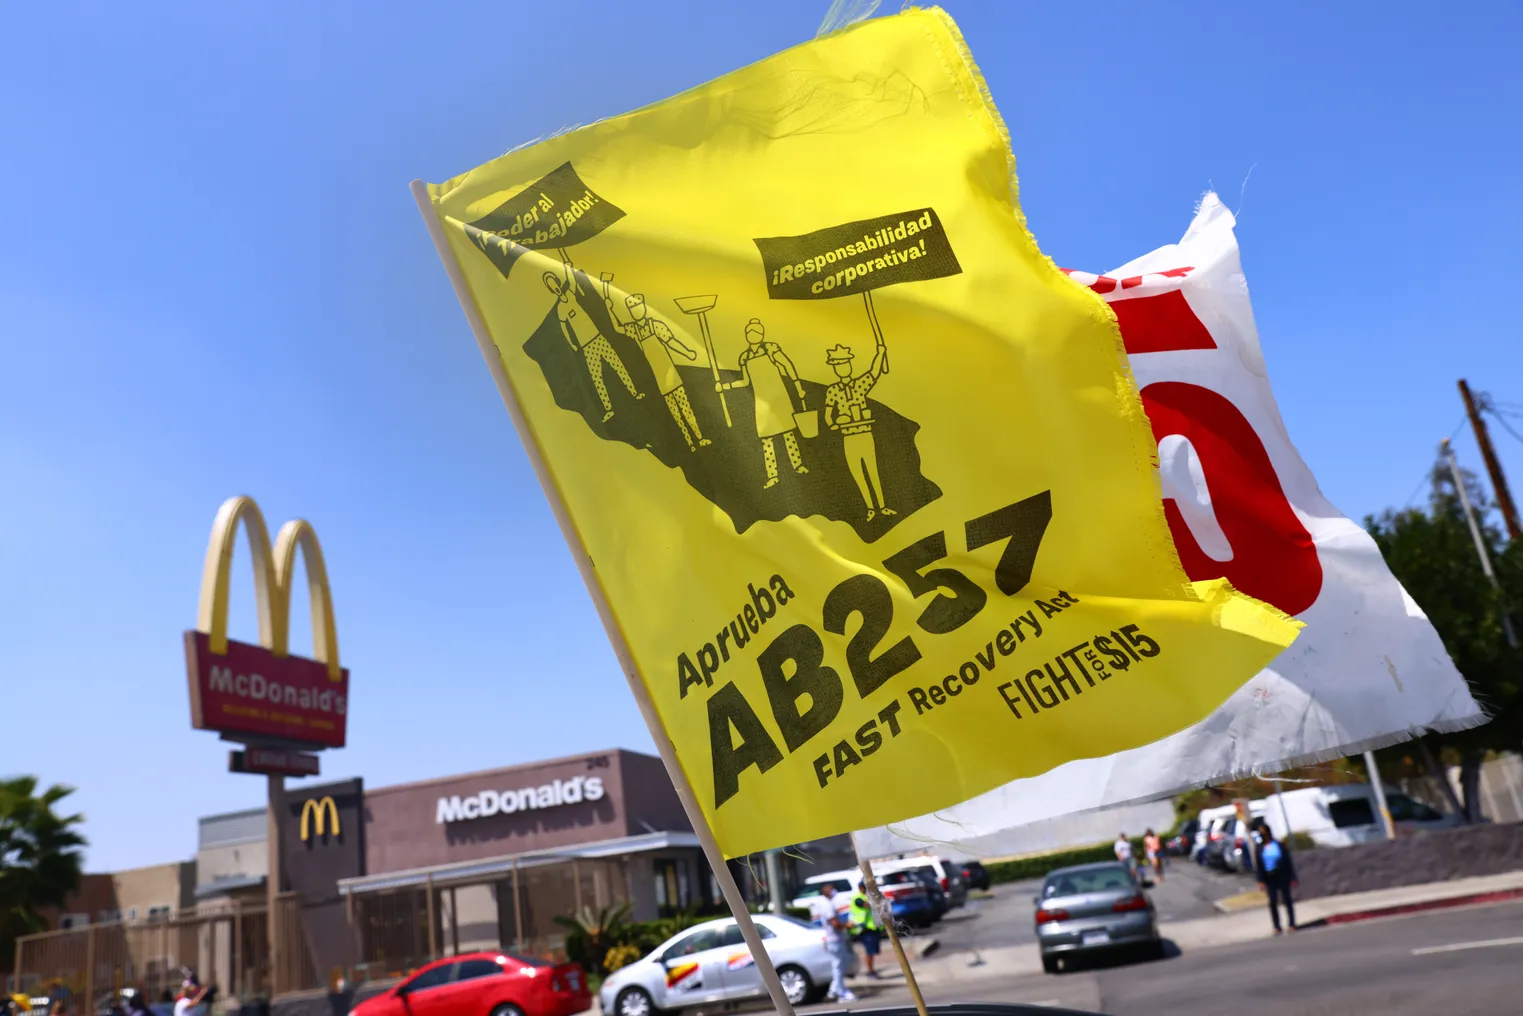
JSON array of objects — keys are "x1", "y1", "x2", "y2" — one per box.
[
  {"x1": 15, "y1": 747, "x2": 856, "y2": 1001},
  {"x1": 340, "y1": 749, "x2": 707, "y2": 973}
]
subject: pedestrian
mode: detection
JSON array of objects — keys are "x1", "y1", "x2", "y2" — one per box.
[
  {"x1": 173, "y1": 973, "x2": 209, "y2": 1016},
  {"x1": 804, "y1": 883, "x2": 857, "y2": 1002},
  {"x1": 1143, "y1": 828, "x2": 1164, "y2": 883},
  {"x1": 848, "y1": 881, "x2": 883, "y2": 979},
  {"x1": 1114, "y1": 831, "x2": 1134, "y2": 877},
  {"x1": 1254, "y1": 821, "x2": 1299, "y2": 935}
]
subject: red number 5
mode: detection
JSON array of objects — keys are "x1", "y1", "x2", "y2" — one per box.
[
  {"x1": 1140, "y1": 381, "x2": 1321, "y2": 617},
  {"x1": 1107, "y1": 285, "x2": 1323, "y2": 617}
]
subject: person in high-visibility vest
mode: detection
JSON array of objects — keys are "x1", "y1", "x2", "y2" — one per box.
[{"x1": 848, "y1": 880, "x2": 883, "y2": 979}]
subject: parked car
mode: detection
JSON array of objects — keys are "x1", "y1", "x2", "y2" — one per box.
[
  {"x1": 875, "y1": 856, "x2": 969, "y2": 909},
  {"x1": 1165, "y1": 819, "x2": 1198, "y2": 856},
  {"x1": 598, "y1": 914, "x2": 854, "y2": 1016},
  {"x1": 352, "y1": 951, "x2": 589, "y2": 1016},
  {"x1": 873, "y1": 869, "x2": 938, "y2": 927},
  {"x1": 1034, "y1": 862, "x2": 1161, "y2": 973},
  {"x1": 909, "y1": 869, "x2": 950, "y2": 919},
  {"x1": 961, "y1": 860, "x2": 991, "y2": 891},
  {"x1": 1200, "y1": 812, "x2": 1240, "y2": 869}
]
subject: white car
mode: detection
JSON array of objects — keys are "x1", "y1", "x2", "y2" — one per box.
[{"x1": 598, "y1": 913, "x2": 855, "y2": 1016}]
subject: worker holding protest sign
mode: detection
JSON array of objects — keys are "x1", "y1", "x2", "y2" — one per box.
[{"x1": 824, "y1": 341, "x2": 892, "y2": 521}]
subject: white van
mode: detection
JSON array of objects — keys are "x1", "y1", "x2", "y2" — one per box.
[{"x1": 1254, "y1": 783, "x2": 1461, "y2": 848}]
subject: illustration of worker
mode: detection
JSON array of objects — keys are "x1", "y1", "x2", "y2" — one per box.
[
  {"x1": 601, "y1": 279, "x2": 711, "y2": 451},
  {"x1": 542, "y1": 256, "x2": 642, "y2": 423},
  {"x1": 824, "y1": 341, "x2": 895, "y2": 521},
  {"x1": 717, "y1": 319, "x2": 810, "y2": 489}
]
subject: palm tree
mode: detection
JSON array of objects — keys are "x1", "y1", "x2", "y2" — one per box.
[{"x1": 1, "y1": 778, "x2": 88, "y2": 971}]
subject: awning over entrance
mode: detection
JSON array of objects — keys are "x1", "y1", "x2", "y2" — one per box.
[{"x1": 337, "y1": 830, "x2": 701, "y2": 895}]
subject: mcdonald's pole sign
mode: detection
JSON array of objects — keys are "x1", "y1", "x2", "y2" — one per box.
[{"x1": 184, "y1": 496, "x2": 350, "y2": 749}]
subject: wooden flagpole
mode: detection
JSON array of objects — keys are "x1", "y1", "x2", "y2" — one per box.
[
  {"x1": 851, "y1": 836, "x2": 930, "y2": 1016},
  {"x1": 410, "y1": 181, "x2": 799, "y2": 1016}
]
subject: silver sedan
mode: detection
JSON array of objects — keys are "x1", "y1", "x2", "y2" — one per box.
[
  {"x1": 598, "y1": 914, "x2": 855, "y2": 1016},
  {"x1": 1035, "y1": 861, "x2": 1162, "y2": 973}
]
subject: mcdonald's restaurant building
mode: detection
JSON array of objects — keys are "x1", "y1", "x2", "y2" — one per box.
[{"x1": 193, "y1": 749, "x2": 854, "y2": 985}]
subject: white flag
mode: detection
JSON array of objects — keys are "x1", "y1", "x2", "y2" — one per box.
[{"x1": 853, "y1": 193, "x2": 1484, "y2": 856}]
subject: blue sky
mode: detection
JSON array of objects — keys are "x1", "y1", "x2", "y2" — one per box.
[{"x1": 2, "y1": 2, "x2": 1519, "y2": 872}]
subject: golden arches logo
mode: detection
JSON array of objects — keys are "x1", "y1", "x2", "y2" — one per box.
[
  {"x1": 300, "y1": 796, "x2": 341, "y2": 841},
  {"x1": 197, "y1": 494, "x2": 341, "y2": 681}
]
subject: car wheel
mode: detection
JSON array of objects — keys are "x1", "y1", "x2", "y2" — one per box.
[
  {"x1": 613, "y1": 988, "x2": 657, "y2": 1016},
  {"x1": 1041, "y1": 954, "x2": 1059, "y2": 975},
  {"x1": 776, "y1": 965, "x2": 813, "y2": 1005},
  {"x1": 490, "y1": 1006, "x2": 525, "y2": 1016}
]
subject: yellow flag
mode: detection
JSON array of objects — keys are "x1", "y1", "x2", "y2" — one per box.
[{"x1": 418, "y1": 7, "x2": 1298, "y2": 858}]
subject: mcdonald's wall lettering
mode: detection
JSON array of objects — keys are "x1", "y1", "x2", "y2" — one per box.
[{"x1": 184, "y1": 496, "x2": 351, "y2": 749}]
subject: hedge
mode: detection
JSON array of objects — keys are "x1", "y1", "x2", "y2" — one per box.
[
  {"x1": 983, "y1": 829, "x2": 1318, "y2": 885},
  {"x1": 984, "y1": 842, "x2": 1130, "y2": 884}
]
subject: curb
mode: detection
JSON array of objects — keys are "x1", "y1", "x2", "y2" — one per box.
[{"x1": 1308, "y1": 886, "x2": 1523, "y2": 928}]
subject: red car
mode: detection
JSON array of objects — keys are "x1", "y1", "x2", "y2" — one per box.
[{"x1": 352, "y1": 952, "x2": 591, "y2": 1016}]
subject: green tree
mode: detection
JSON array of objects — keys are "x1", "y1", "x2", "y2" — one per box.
[
  {"x1": 0, "y1": 778, "x2": 87, "y2": 970},
  {"x1": 1365, "y1": 462, "x2": 1523, "y2": 821}
]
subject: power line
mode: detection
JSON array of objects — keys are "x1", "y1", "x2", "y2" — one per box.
[{"x1": 1488, "y1": 408, "x2": 1523, "y2": 448}]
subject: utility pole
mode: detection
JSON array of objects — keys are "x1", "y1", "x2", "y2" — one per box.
[
  {"x1": 1363, "y1": 751, "x2": 1397, "y2": 841},
  {"x1": 1441, "y1": 438, "x2": 1518, "y2": 649},
  {"x1": 763, "y1": 849, "x2": 786, "y2": 915},
  {"x1": 1459, "y1": 380, "x2": 1522, "y2": 542}
]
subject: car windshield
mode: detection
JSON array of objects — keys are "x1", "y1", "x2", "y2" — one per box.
[
  {"x1": 878, "y1": 870, "x2": 920, "y2": 886},
  {"x1": 1043, "y1": 866, "x2": 1136, "y2": 898}
]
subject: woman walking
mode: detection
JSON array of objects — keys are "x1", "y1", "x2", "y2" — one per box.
[{"x1": 1143, "y1": 828, "x2": 1164, "y2": 883}]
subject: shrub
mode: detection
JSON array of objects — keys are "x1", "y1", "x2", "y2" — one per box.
[
  {"x1": 603, "y1": 943, "x2": 643, "y2": 972},
  {"x1": 984, "y1": 842, "x2": 1134, "y2": 884}
]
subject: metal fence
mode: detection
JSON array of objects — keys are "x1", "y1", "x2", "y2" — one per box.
[
  {"x1": 16, "y1": 857, "x2": 635, "y2": 1005},
  {"x1": 349, "y1": 857, "x2": 632, "y2": 982},
  {"x1": 13, "y1": 896, "x2": 322, "y2": 1008}
]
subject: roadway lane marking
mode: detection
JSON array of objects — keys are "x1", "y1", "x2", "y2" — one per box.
[{"x1": 1412, "y1": 935, "x2": 1523, "y2": 956}]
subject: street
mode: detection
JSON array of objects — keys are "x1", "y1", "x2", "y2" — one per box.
[{"x1": 790, "y1": 883, "x2": 1523, "y2": 1015}]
